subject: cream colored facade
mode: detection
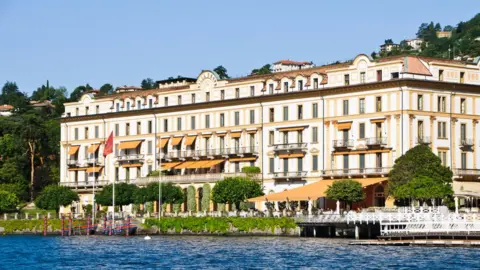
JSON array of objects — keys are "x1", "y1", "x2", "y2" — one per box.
[{"x1": 60, "y1": 54, "x2": 480, "y2": 214}]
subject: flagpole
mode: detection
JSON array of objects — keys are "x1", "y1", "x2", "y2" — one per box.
[
  {"x1": 92, "y1": 153, "x2": 96, "y2": 226},
  {"x1": 158, "y1": 145, "x2": 162, "y2": 221}
]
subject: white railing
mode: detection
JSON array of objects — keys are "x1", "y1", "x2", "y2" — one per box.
[{"x1": 136, "y1": 172, "x2": 258, "y2": 184}]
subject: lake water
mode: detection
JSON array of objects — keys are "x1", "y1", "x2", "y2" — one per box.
[{"x1": 1, "y1": 235, "x2": 480, "y2": 269}]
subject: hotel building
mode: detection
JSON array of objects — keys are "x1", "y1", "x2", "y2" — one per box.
[{"x1": 59, "y1": 54, "x2": 480, "y2": 214}]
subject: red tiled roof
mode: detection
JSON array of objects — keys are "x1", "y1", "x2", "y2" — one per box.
[
  {"x1": 274, "y1": 60, "x2": 312, "y2": 65},
  {"x1": 404, "y1": 56, "x2": 432, "y2": 76},
  {"x1": 0, "y1": 104, "x2": 13, "y2": 111}
]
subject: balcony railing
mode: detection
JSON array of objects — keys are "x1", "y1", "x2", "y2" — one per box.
[
  {"x1": 366, "y1": 137, "x2": 387, "y2": 146},
  {"x1": 136, "y1": 172, "x2": 257, "y2": 184},
  {"x1": 460, "y1": 138, "x2": 474, "y2": 147},
  {"x1": 85, "y1": 158, "x2": 104, "y2": 165},
  {"x1": 455, "y1": 169, "x2": 480, "y2": 177},
  {"x1": 333, "y1": 139, "x2": 354, "y2": 149},
  {"x1": 416, "y1": 136, "x2": 431, "y2": 145},
  {"x1": 271, "y1": 171, "x2": 308, "y2": 179},
  {"x1": 67, "y1": 159, "x2": 79, "y2": 166},
  {"x1": 273, "y1": 143, "x2": 308, "y2": 151},
  {"x1": 323, "y1": 167, "x2": 391, "y2": 177},
  {"x1": 60, "y1": 180, "x2": 109, "y2": 188},
  {"x1": 116, "y1": 154, "x2": 144, "y2": 161},
  {"x1": 161, "y1": 147, "x2": 259, "y2": 160}
]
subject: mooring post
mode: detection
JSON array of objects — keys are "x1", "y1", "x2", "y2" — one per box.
[
  {"x1": 43, "y1": 215, "x2": 47, "y2": 236},
  {"x1": 355, "y1": 225, "x2": 360, "y2": 240},
  {"x1": 109, "y1": 218, "x2": 112, "y2": 236},
  {"x1": 104, "y1": 216, "x2": 107, "y2": 235},
  {"x1": 68, "y1": 217, "x2": 72, "y2": 236},
  {"x1": 126, "y1": 216, "x2": 130, "y2": 237},
  {"x1": 61, "y1": 216, "x2": 65, "y2": 237},
  {"x1": 87, "y1": 216, "x2": 91, "y2": 236}
]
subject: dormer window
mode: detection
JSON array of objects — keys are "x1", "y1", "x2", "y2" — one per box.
[
  {"x1": 148, "y1": 99, "x2": 153, "y2": 108},
  {"x1": 116, "y1": 103, "x2": 120, "y2": 112},
  {"x1": 283, "y1": 82, "x2": 288, "y2": 93},
  {"x1": 177, "y1": 95, "x2": 182, "y2": 105},
  {"x1": 76, "y1": 108, "x2": 79, "y2": 116},
  {"x1": 126, "y1": 102, "x2": 130, "y2": 110},
  {"x1": 298, "y1": 80, "x2": 303, "y2": 90},
  {"x1": 313, "y1": 78, "x2": 318, "y2": 89},
  {"x1": 85, "y1": 106, "x2": 89, "y2": 115}
]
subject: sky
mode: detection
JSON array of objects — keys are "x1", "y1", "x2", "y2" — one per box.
[{"x1": 0, "y1": 0, "x2": 477, "y2": 95}]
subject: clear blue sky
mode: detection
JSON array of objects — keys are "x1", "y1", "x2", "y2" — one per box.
[{"x1": 0, "y1": 0, "x2": 477, "y2": 95}]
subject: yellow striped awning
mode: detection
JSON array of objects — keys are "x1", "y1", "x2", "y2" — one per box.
[
  {"x1": 160, "y1": 162, "x2": 182, "y2": 169},
  {"x1": 171, "y1": 137, "x2": 183, "y2": 146},
  {"x1": 88, "y1": 144, "x2": 100, "y2": 153},
  {"x1": 337, "y1": 122, "x2": 352, "y2": 130},
  {"x1": 67, "y1": 167, "x2": 86, "y2": 171},
  {"x1": 122, "y1": 163, "x2": 142, "y2": 168},
  {"x1": 184, "y1": 136, "x2": 197, "y2": 146},
  {"x1": 278, "y1": 153, "x2": 305, "y2": 158},
  {"x1": 118, "y1": 140, "x2": 142, "y2": 150},
  {"x1": 229, "y1": 157, "x2": 257, "y2": 162},
  {"x1": 68, "y1": 146, "x2": 80, "y2": 155},
  {"x1": 157, "y1": 138, "x2": 169, "y2": 148},
  {"x1": 200, "y1": 159, "x2": 225, "y2": 168},
  {"x1": 278, "y1": 127, "x2": 305, "y2": 132},
  {"x1": 175, "y1": 161, "x2": 196, "y2": 169},
  {"x1": 246, "y1": 130, "x2": 257, "y2": 134},
  {"x1": 370, "y1": 118, "x2": 386, "y2": 123},
  {"x1": 230, "y1": 132, "x2": 242, "y2": 138},
  {"x1": 86, "y1": 166, "x2": 103, "y2": 173}
]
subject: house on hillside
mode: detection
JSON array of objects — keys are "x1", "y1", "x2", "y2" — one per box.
[
  {"x1": 272, "y1": 60, "x2": 313, "y2": 73},
  {"x1": 0, "y1": 104, "x2": 13, "y2": 116},
  {"x1": 405, "y1": 38, "x2": 424, "y2": 51},
  {"x1": 436, "y1": 31, "x2": 452, "y2": 38},
  {"x1": 380, "y1": 43, "x2": 399, "y2": 52}
]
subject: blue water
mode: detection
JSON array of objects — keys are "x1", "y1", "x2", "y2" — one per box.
[{"x1": 1, "y1": 236, "x2": 480, "y2": 269}]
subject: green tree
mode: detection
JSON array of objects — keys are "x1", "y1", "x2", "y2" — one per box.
[
  {"x1": 187, "y1": 185, "x2": 196, "y2": 211},
  {"x1": 99, "y1": 83, "x2": 114, "y2": 95},
  {"x1": 0, "y1": 190, "x2": 19, "y2": 213},
  {"x1": 325, "y1": 180, "x2": 365, "y2": 209},
  {"x1": 201, "y1": 184, "x2": 211, "y2": 212},
  {"x1": 139, "y1": 182, "x2": 184, "y2": 205},
  {"x1": 0, "y1": 81, "x2": 28, "y2": 110},
  {"x1": 212, "y1": 177, "x2": 263, "y2": 209},
  {"x1": 213, "y1": 65, "x2": 230, "y2": 79},
  {"x1": 141, "y1": 78, "x2": 157, "y2": 89},
  {"x1": 251, "y1": 64, "x2": 272, "y2": 75},
  {"x1": 393, "y1": 175, "x2": 453, "y2": 204},
  {"x1": 34, "y1": 185, "x2": 79, "y2": 213},
  {"x1": 388, "y1": 144, "x2": 453, "y2": 203},
  {"x1": 95, "y1": 183, "x2": 138, "y2": 209},
  {"x1": 384, "y1": 39, "x2": 394, "y2": 44},
  {"x1": 69, "y1": 84, "x2": 93, "y2": 102},
  {"x1": 0, "y1": 183, "x2": 28, "y2": 202}
]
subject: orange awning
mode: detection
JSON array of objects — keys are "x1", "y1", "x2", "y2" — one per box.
[
  {"x1": 200, "y1": 159, "x2": 225, "y2": 168},
  {"x1": 122, "y1": 163, "x2": 142, "y2": 168},
  {"x1": 88, "y1": 144, "x2": 100, "y2": 153},
  {"x1": 175, "y1": 161, "x2": 196, "y2": 169},
  {"x1": 278, "y1": 127, "x2": 305, "y2": 132},
  {"x1": 248, "y1": 178, "x2": 386, "y2": 202},
  {"x1": 86, "y1": 166, "x2": 103, "y2": 173},
  {"x1": 184, "y1": 136, "x2": 197, "y2": 146},
  {"x1": 337, "y1": 122, "x2": 352, "y2": 130},
  {"x1": 68, "y1": 146, "x2": 80, "y2": 155},
  {"x1": 118, "y1": 140, "x2": 142, "y2": 150},
  {"x1": 216, "y1": 133, "x2": 227, "y2": 137},
  {"x1": 278, "y1": 153, "x2": 305, "y2": 158},
  {"x1": 67, "y1": 167, "x2": 86, "y2": 171},
  {"x1": 157, "y1": 138, "x2": 169, "y2": 148},
  {"x1": 202, "y1": 134, "x2": 212, "y2": 138},
  {"x1": 171, "y1": 137, "x2": 183, "y2": 146},
  {"x1": 229, "y1": 157, "x2": 257, "y2": 162},
  {"x1": 160, "y1": 162, "x2": 182, "y2": 169},
  {"x1": 246, "y1": 130, "x2": 257, "y2": 134},
  {"x1": 370, "y1": 118, "x2": 386, "y2": 123},
  {"x1": 230, "y1": 132, "x2": 242, "y2": 138}
]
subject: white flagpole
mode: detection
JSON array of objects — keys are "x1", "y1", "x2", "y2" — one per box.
[
  {"x1": 92, "y1": 152, "x2": 96, "y2": 226},
  {"x1": 158, "y1": 147, "x2": 162, "y2": 221}
]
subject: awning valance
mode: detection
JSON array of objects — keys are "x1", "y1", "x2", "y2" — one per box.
[
  {"x1": 118, "y1": 140, "x2": 142, "y2": 150},
  {"x1": 370, "y1": 118, "x2": 386, "y2": 123},
  {"x1": 216, "y1": 133, "x2": 227, "y2": 137},
  {"x1": 230, "y1": 132, "x2": 242, "y2": 138},
  {"x1": 68, "y1": 146, "x2": 80, "y2": 155},
  {"x1": 229, "y1": 157, "x2": 257, "y2": 162},
  {"x1": 278, "y1": 153, "x2": 305, "y2": 158},
  {"x1": 86, "y1": 166, "x2": 103, "y2": 173},
  {"x1": 248, "y1": 178, "x2": 385, "y2": 202},
  {"x1": 160, "y1": 162, "x2": 182, "y2": 169},
  {"x1": 88, "y1": 144, "x2": 100, "y2": 153},
  {"x1": 171, "y1": 137, "x2": 183, "y2": 146},
  {"x1": 337, "y1": 122, "x2": 352, "y2": 130},
  {"x1": 246, "y1": 130, "x2": 257, "y2": 134},
  {"x1": 184, "y1": 136, "x2": 197, "y2": 146},
  {"x1": 278, "y1": 127, "x2": 305, "y2": 132},
  {"x1": 68, "y1": 167, "x2": 86, "y2": 171},
  {"x1": 202, "y1": 159, "x2": 225, "y2": 168},
  {"x1": 122, "y1": 163, "x2": 142, "y2": 168},
  {"x1": 157, "y1": 138, "x2": 169, "y2": 148}
]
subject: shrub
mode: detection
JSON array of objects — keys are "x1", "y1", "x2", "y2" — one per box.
[
  {"x1": 325, "y1": 180, "x2": 365, "y2": 210},
  {"x1": 187, "y1": 185, "x2": 196, "y2": 212},
  {"x1": 201, "y1": 184, "x2": 211, "y2": 212},
  {"x1": 35, "y1": 185, "x2": 79, "y2": 213},
  {"x1": 0, "y1": 190, "x2": 19, "y2": 213}
]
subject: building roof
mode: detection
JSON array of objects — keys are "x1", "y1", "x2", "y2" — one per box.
[
  {"x1": 273, "y1": 60, "x2": 312, "y2": 65},
  {"x1": 155, "y1": 77, "x2": 196, "y2": 84},
  {"x1": 0, "y1": 104, "x2": 13, "y2": 111},
  {"x1": 116, "y1": 86, "x2": 142, "y2": 91},
  {"x1": 403, "y1": 56, "x2": 432, "y2": 76}
]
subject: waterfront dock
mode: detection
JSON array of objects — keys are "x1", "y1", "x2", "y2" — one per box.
[{"x1": 350, "y1": 239, "x2": 480, "y2": 247}]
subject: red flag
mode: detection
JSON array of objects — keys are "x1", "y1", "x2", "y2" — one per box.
[{"x1": 103, "y1": 131, "x2": 114, "y2": 157}]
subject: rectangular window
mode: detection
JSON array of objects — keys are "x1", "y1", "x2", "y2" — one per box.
[
  {"x1": 96, "y1": 105, "x2": 99, "y2": 114},
  {"x1": 269, "y1": 84, "x2": 274, "y2": 94},
  {"x1": 205, "y1": 115, "x2": 210, "y2": 128},
  {"x1": 437, "y1": 122, "x2": 447, "y2": 139},
  {"x1": 283, "y1": 106, "x2": 288, "y2": 121},
  {"x1": 438, "y1": 150, "x2": 447, "y2": 166},
  {"x1": 461, "y1": 152, "x2": 467, "y2": 169},
  {"x1": 297, "y1": 131, "x2": 303, "y2": 143},
  {"x1": 312, "y1": 156, "x2": 318, "y2": 171},
  {"x1": 312, "y1": 127, "x2": 318, "y2": 143},
  {"x1": 391, "y1": 72, "x2": 399, "y2": 79},
  {"x1": 75, "y1": 108, "x2": 79, "y2": 116},
  {"x1": 114, "y1": 124, "x2": 119, "y2": 137},
  {"x1": 313, "y1": 78, "x2": 319, "y2": 89},
  {"x1": 85, "y1": 106, "x2": 89, "y2": 115},
  {"x1": 437, "y1": 96, "x2": 446, "y2": 112},
  {"x1": 126, "y1": 123, "x2": 130, "y2": 136},
  {"x1": 137, "y1": 100, "x2": 141, "y2": 109},
  {"x1": 343, "y1": 100, "x2": 349, "y2": 115},
  {"x1": 418, "y1": 95, "x2": 423, "y2": 110},
  {"x1": 269, "y1": 158, "x2": 274, "y2": 173},
  {"x1": 344, "y1": 74, "x2": 350, "y2": 86},
  {"x1": 116, "y1": 103, "x2": 120, "y2": 112},
  {"x1": 359, "y1": 123, "x2": 365, "y2": 139},
  {"x1": 460, "y1": 98, "x2": 466, "y2": 114},
  {"x1": 95, "y1": 126, "x2": 99, "y2": 139},
  {"x1": 163, "y1": 119, "x2": 168, "y2": 132},
  {"x1": 74, "y1": 128, "x2": 78, "y2": 140},
  {"x1": 148, "y1": 121, "x2": 152, "y2": 134},
  {"x1": 283, "y1": 132, "x2": 288, "y2": 144},
  {"x1": 220, "y1": 113, "x2": 225, "y2": 127},
  {"x1": 298, "y1": 80, "x2": 303, "y2": 91},
  {"x1": 343, "y1": 155, "x2": 349, "y2": 171},
  {"x1": 221, "y1": 90, "x2": 225, "y2": 100},
  {"x1": 177, "y1": 117, "x2": 182, "y2": 131},
  {"x1": 177, "y1": 95, "x2": 182, "y2": 105},
  {"x1": 250, "y1": 86, "x2": 255, "y2": 97},
  {"x1": 283, "y1": 82, "x2": 289, "y2": 93},
  {"x1": 137, "y1": 121, "x2": 141, "y2": 135},
  {"x1": 164, "y1": 97, "x2": 168, "y2": 106},
  {"x1": 297, "y1": 105, "x2": 303, "y2": 120},
  {"x1": 376, "y1": 123, "x2": 382, "y2": 138},
  {"x1": 191, "y1": 116, "x2": 196, "y2": 130},
  {"x1": 418, "y1": 121, "x2": 424, "y2": 139},
  {"x1": 359, "y1": 154, "x2": 365, "y2": 169},
  {"x1": 439, "y1": 69, "x2": 444, "y2": 81},
  {"x1": 359, "y1": 98, "x2": 365, "y2": 114},
  {"x1": 235, "y1": 88, "x2": 240, "y2": 99},
  {"x1": 376, "y1": 96, "x2": 382, "y2": 112},
  {"x1": 114, "y1": 143, "x2": 119, "y2": 157},
  {"x1": 461, "y1": 123, "x2": 466, "y2": 141},
  {"x1": 126, "y1": 102, "x2": 130, "y2": 110},
  {"x1": 360, "y1": 72, "x2": 366, "y2": 83},
  {"x1": 148, "y1": 165, "x2": 152, "y2": 174},
  {"x1": 234, "y1": 111, "x2": 240, "y2": 126},
  {"x1": 269, "y1": 108, "x2": 274, "y2": 122},
  {"x1": 313, "y1": 103, "x2": 318, "y2": 118},
  {"x1": 297, "y1": 158, "x2": 303, "y2": 172},
  {"x1": 148, "y1": 141, "x2": 152, "y2": 155},
  {"x1": 249, "y1": 110, "x2": 255, "y2": 124},
  {"x1": 206, "y1": 92, "x2": 210, "y2": 102},
  {"x1": 269, "y1": 131, "x2": 274, "y2": 145},
  {"x1": 377, "y1": 70, "x2": 382, "y2": 81},
  {"x1": 191, "y1": 94, "x2": 196, "y2": 104},
  {"x1": 460, "y1": 72, "x2": 465, "y2": 83},
  {"x1": 283, "y1": 158, "x2": 288, "y2": 173},
  {"x1": 148, "y1": 99, "x2": 153, "y2": 108}
]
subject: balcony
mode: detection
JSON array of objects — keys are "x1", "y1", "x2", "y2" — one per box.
[
  {"x1": 161, "y1": 147, "x2": 259, "y2": 160},
  {"x1": 67, "y1": 159, "x2": 80, "y2": 166},
  {"x1": 116, "y1": 154, "x2": 144, "y2": 161},
  {"x1": 416, "y1": 136, "x2": 431, "y2": 145},
  {"x1": 333, "y1": 139, "x2": 354, "y2": 149},
  {"x1": 136, "y1": 172, "x2": 257, "y2": 185},
  {"x1": 322, "y1": 167, "x2": 391, "y2": 178},
  {"x1": 460, "y1": 138, "x2": 474, "y2": 148},
  {"x1": 273, "y1": 143, "x2": 308, "y2": 151},
  {"x1": 271, "y1": 171, "x2": 308, "y2": 180},
  {"x1": 366, "y1": 137, "x2": 387, "y2": 147},
  {"x1": 60, "y1": 180, "x2": 109, "y2": 189},
  {"x1": 455, "y1": 169, "x2": 480, "y2": 178},
  {"x1": 85, "y1": 157, "x2": 104, "y2": 165}
]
